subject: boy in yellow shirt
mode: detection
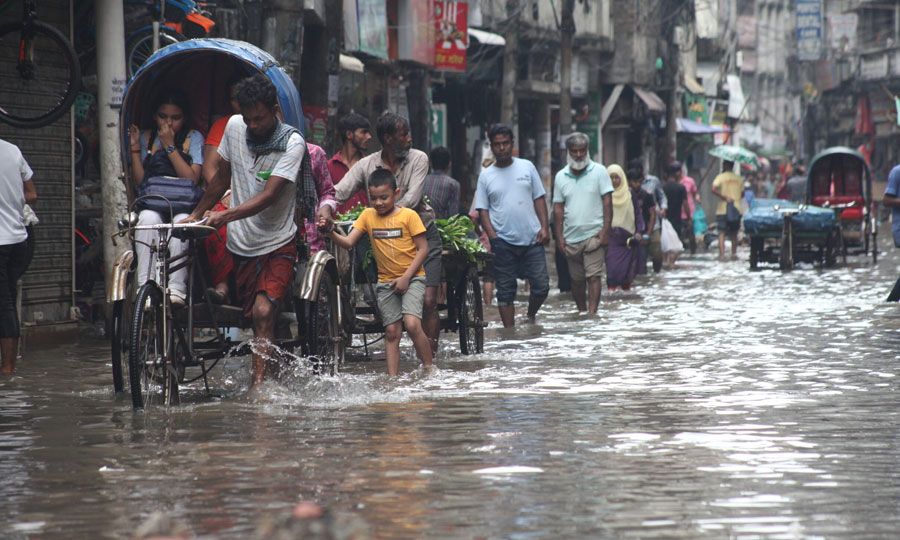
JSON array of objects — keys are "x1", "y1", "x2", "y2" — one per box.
[{"x1": 322, "y1": 169, "x2": 434, "y2": 375}]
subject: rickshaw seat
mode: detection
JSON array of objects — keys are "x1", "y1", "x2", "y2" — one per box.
[{"x1": 812, "y1": 195, "x2": 864, "y2": 220}]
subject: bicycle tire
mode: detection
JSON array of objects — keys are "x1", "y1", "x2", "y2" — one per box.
[
  {"x1": 458, "y1": 267, "x2": 484, "y2": 355},
  {"x1": 128, "y1": 283, "x2": 178, "y2": 410},
  {"x1": 125, "y1": 26, "x2": 184, "y2": 78},
  {"x1": 0, "y1": 20, "x2": 81, "y2": 129},
  {"x1": 302, "y1": 273, "x2": 344, "y2": 375}
]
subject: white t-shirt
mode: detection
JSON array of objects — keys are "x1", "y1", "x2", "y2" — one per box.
[
  {"x1": 0, "y1": 139, "x2": 32, "y2": 245},
  {"x1": 217, "y1": 116, "x2": 305, "y2": 257}
]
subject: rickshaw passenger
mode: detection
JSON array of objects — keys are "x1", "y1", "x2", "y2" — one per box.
[
  {"x1": 128, "y1": 88, "x2": 204, "y2": 306},
  {"x1": 186, "y1": 74, "x2": 326, "y2": 387}
]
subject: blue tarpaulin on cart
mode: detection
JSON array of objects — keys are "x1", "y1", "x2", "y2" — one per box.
[{"x1": 743, "y1": 199, "x2": 837, "y2": 236}]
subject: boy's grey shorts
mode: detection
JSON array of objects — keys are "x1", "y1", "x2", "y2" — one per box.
[{"x1": 376, "y1": 276, "x2": 426, "y2": 326}]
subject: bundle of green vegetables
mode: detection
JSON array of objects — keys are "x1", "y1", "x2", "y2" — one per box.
[
  {"x1": 436, "y1": 215, "x2": 486, "y2": 262},
  {"x1": 335, "y1": 203, "x2": 366, "y2": 222}
]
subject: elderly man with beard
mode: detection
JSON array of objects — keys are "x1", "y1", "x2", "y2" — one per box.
[
  {"x1": 552, "y1": 132, "x2": 613, "y2": 314},
  {"x1": 333, "y1": 112, "x2": 442, "y2": 354}
]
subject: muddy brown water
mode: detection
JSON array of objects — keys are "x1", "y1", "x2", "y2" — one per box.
[{"x1": 3, "y1": 245, "x2": 900, "y2": 538}]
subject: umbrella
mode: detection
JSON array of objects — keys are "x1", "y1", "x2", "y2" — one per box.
[{"x1": 709, "y1": 144, "x2": 760, "y2": 169}]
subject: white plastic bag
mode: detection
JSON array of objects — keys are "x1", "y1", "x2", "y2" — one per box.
[{"x1": 660, "y1": 218, "x2": 683, "y2": 253}]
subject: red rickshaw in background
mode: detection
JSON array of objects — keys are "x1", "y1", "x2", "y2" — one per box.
[{"x1": 806, "y1": 146, "x2": 878, "y2": 264}]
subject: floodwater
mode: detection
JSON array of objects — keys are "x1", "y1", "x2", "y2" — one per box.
[{"x1": 3, "y1": 244, "x2": 900, "y2": 539}]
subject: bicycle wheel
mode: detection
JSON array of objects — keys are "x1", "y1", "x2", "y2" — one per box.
[
  {"x1": 128, "y1": 283, "x2": 178, "y2": 410},
  {"x1": 458, "y1": 267, "x2": 484, "y2": 355},
  {"x1": 302, "y1": 273, "x2": 344, "y2": 375},
  {"x1": 0, "y1": 21, "x2": 81, "y2": 129},
  {"x1": 125, "y1": 26, "x2": 183, "y2": 78},
  {"x1": 110, "y1": 298, "x2": 131, "y2": 393}
]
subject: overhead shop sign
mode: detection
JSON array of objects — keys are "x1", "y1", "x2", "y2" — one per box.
[
  {"x1": 796, "y1": 0, "x2": 823, "y2": 61},
  {"x1": 434, "y1": 1, "x2": 468, "y2": 72}
]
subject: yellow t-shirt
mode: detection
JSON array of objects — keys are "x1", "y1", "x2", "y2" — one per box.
[
  {"x1": 712, "y1": 171, "x2": 744, "y2": 216},
  {"x1": 353, "y1": 207, "x2": 427, "y2": 282}
]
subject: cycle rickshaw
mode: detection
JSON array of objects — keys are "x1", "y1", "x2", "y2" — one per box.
[
  {"x1": 806, "y1": 147, "x2": 878, "y2": 264},
  {"x1": 106, "y1": 39, "x2": 342, "y2": 410}
]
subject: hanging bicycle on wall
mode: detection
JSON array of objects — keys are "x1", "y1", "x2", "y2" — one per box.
[{"x1": 0, "y1": 0, "x2": 81, "y2": 129}]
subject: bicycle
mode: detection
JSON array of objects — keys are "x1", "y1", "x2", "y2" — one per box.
[
  {"x1": 125, "y1": 0, "x2": 215, "y2": 78},
  {"x1": 0, "y1": 0, "x2": 81, "y2": 128}
]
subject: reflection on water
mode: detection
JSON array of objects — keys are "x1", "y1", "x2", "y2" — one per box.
[{"x1": 3, "y1": 246, "x2": 900, "y2": 538}]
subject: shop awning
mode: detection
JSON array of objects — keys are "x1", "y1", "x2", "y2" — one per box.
[
  {"x1": 683, "y1": 75, "x2": 705, "y2": 95},
  {"x1": 340, "y1": 54, "x2": 365, "y2": 74},
  {"x1": 468, "y1": 28, "x2": 506, "y2": 47},
  {"x1": 676, "y1": 118, "x2": 731, "y2": 134},
  {"x1": 631, "y1": 86, "x2": 666, "y2": 113}
]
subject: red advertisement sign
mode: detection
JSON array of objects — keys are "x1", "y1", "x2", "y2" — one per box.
[{"x1": 434, "y1": 1, "x2": 467, "y2": 72}]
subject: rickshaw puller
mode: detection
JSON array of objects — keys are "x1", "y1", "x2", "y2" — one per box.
[{"x1": 185, "y1": 74, "x2": 329, "y2": 387}]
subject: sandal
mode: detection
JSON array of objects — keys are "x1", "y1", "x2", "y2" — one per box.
[{"x1": 206, "y1": 287, "x2": 227, "y2": 305}]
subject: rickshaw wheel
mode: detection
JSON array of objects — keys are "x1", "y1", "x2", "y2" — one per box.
[
  {"x1": 110, "y1": 271, "x2": 135, "y2": 393},
  {"x1": 111, "y1": 299, "x2": 130, "y2": 393},
  {"x1": 128, "y1": 283, "x2": 179, "y2": 410},
  {"x1": 749, "y1": 237, "x2": 763, "y2": 270},
  {"x1": 304, "y1": 273, "x2": 344, "y2": 375},
  {"x1": 458, "y1": 267, "x2": 484, "y2": 355},
  {"x1": 824, "y1": 229, "x2": 838, "y2": 268}
]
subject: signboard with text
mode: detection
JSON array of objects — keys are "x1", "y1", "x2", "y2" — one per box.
[
  {"x1": 357, "y1": 0, "x2": 388, "y2": 59},
  {"x1": 434, "y1": 1, "x2": 467, "y2": 72},
  {"x1": 796, "y1": 0, "x2": 823, "y2": 61}
]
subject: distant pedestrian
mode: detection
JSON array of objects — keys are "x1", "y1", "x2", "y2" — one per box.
[
  {"x1": 423, "y1": 146, "x2": 460, "y2": 219},
  {"x1": 663, "y1": 162, "x2": 691, "y2": 267},
  {"x1": 475, "y1": 124, "x2": 550, "y2": 327},
  {"x1": 781, "y1": 163, "x2": 807, "y2": 203},
  {"x1": 552, "y1": 132, "x2": 613, "y2": 314},
  {"x1": 712, "y1": 159, "x2": 743, "y2": 261},
  {"x1": 605, "y1": 164, "x2": 644, "y2": 292},
  {"x1": 628, "y1": 158, "x2": 667, "y2": 273},
  {"x1": 328, "y1": 112, "x2": 372, "y2": 213},
  {"x1": 0, "y1": 138, "x2": 38, "y2": 375},
  {"x1": 882, "y1": 164, "x2": 900, "y2": 301}
]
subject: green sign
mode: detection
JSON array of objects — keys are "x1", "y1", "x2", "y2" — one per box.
[
  {"x1": 684, "y1": 91, "x2": 707, "y2": 124},
  {"x1": 431, "y1": 103, "x2": 447, "y2": 148}
]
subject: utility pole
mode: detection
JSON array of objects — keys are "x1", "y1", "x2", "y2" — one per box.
[
  {"x1": 559, "y1": 0, "x2": 576, "y2": 139},
  {"x1": 95, "y1": 0, "x2": 128, "y2": 281},
  {"x1": 501, "y1": 0, "x2": 519, "y2": 138}
]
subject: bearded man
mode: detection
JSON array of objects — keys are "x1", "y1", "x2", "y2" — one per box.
[{"x1": 552, "y1": 132, "x2": 613, "y2": 314}]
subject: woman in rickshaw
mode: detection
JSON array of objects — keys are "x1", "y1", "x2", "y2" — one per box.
[{"x1": 128, "y1": 88, "x2": 205, "y2": 307}]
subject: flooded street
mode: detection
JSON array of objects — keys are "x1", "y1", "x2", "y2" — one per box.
[{"x1": 3, "y1": 245, "x2": 900, "y2": 539}]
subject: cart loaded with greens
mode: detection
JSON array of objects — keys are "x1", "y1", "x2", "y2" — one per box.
[{"x1": 328, "y1": 206, "x2": 490, "y2": 359}]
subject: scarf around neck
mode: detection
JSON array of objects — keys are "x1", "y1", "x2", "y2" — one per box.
[
  {"x1": 608, "y1": 164, "x2": 636, "y2": 234},
  {"x1": 246, "y1": 120, "x2": 297, "y2": 157}
]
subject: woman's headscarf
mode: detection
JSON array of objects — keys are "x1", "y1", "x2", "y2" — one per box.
[{"x1": 608, "y1": 164, "x2": 636, "y2": 234}]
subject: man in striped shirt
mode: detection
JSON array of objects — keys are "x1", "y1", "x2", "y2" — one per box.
[{"x1": 423, "y1": 146, "x2": 460, "y2": 219}]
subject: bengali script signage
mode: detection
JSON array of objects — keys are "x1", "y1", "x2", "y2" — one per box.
[
  {"x1": 796, "y1": 0, "x2": 823, "y2": 61},
  {"x1": 434, "y1": 1, "x2": 467, "y2": 72}
]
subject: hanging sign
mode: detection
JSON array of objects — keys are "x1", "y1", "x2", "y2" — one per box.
[{"x1": 434, "y1": 1, "x2": 468, "y2": 72}]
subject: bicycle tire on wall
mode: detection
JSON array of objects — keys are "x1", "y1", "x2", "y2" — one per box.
[
  {"x1": 0, "y1": 21, "x2": 81, "y2": 129},
  {"x1": 125, "y1": 26, "x2": 184, "y2": 78}
]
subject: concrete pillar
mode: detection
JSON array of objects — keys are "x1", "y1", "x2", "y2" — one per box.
[
  {"x1": 537, "y1": 100, "x2": 552, "y2": 191},
  {"x1": 501, "y1": 0, "x2": 519, "y2": 139},
  {"x1": 95, "y1": 0, "x2": 128, "y2": 279},
  {"x1": 262, "y1": 0, "x2": 304, "y2": 90}
]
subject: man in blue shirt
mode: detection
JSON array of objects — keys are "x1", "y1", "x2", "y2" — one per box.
[
  {"x1": 475, "y1": 124, "x2": 550, "y2": 327},
  {"x1": 552, "y1": 133, "x2": 613, "y2": 314},
  {"x1": 883, "y1": 164, "x2": 900, "y2": 301}
]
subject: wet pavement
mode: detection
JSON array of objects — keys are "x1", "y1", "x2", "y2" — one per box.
[{"x1": 3, "y1": 243, "x2": 900, "y2": 539}]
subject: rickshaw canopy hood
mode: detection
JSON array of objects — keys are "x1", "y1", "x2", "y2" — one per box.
[
  {"x1": 806, "y1": 146, "x2": 872, "y2": 206},
  {"x1": 120, "y1": 38, "x2": 304, "y2": 163}
]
